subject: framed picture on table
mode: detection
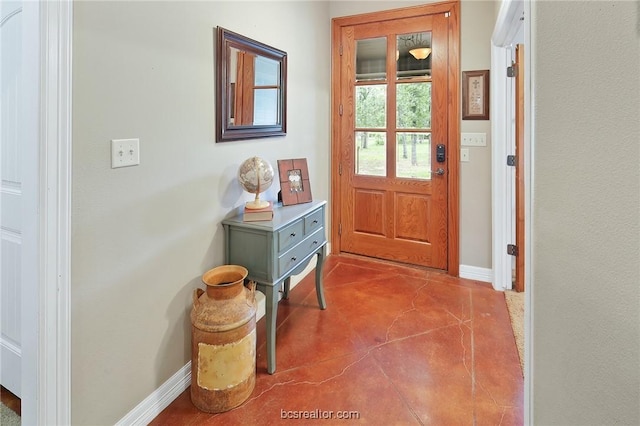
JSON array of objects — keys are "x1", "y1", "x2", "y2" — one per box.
[{"x1": 277, "y1": 158, "x2": 312, "y2": 206}]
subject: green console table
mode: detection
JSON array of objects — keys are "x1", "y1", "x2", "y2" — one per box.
[{"x1": 221, "y1": 200, "x2": 327, "y2": 374}]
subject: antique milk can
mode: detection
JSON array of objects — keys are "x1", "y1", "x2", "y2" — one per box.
[{"x1": 190, "y1": 265, "x2": 256, "y2": 413}]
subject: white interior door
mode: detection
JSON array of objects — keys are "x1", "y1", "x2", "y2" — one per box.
[
  {"x1": 1, "y1": 0, "x2": 23, "y2": 397},
  {"x1": 491, "y1": 0, "x2": 524, "y2": 292}
]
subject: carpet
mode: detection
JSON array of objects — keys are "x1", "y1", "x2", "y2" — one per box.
[
  {"x1": 1, "y1": 401, "x2": 20, "y2": 425},
  {"x1": 504, "y1": 290, "x2": 524, "y2": 375}
]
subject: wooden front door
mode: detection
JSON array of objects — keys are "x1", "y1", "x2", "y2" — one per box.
[{"x1": 331, "y1": 3, "x2": 459, "y2": 271}]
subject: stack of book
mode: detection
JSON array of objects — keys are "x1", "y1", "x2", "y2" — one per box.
[{"x1": 243, "y1": 201, "x2": 274, "y2": 222}]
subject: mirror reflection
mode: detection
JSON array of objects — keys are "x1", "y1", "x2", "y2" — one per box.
[
  {"x1": 216, "y1": 27, "x2": 287, "y2": 142},
  {"x1": 228, "y1": 48, "x2": 281, "y2": 126}
]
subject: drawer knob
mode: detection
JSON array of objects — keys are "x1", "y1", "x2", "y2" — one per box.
[
  {"x1": 313, "y1": 220, "x2": 318, "y2": 224},
  {"x1": 290, "y1": 232, "x2": 296, "y2": 237},
  {"x1": 291, "y1": 256, "x2": 297, "y2": 261},
  {"x1": 313, "y1": 240, "x2": 318, "y2": 245}
]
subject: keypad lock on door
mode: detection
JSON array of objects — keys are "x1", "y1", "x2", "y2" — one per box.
[{"x1": 436, "y1": 144, "x2": 446, "y2": 162}]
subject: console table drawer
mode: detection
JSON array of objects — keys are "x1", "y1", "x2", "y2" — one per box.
[
  {"x1": 304, "y1": 209, "x2": 323, "y2": 235},
  {"x1": 303, "y1": 227, "x2": 326, "y2": 252},
  {"x1": 278, "y1": 228, "x2": 325, "y2": 276},
  {"x1": 277, "y1": 219, "x2": 304, "y2": 253}
]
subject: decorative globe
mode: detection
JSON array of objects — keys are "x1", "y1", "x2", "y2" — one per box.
[{"x1": 238, "y1": 156, "x2": 274, "y2": 209}]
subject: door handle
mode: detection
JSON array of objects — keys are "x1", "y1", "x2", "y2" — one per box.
[{"x1": 432, "y1": 168, "x2": 445, "y2": 176}]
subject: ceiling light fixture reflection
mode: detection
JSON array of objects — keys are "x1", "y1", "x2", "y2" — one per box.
[{"x1": 409, "y1": 47, "x2": 432, "y2": 60}]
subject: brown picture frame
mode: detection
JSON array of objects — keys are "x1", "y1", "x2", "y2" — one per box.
[
  {"x1": 462, "y1": 70, "x2": 490, "y2": 120},
  {"x1": 277, "y1": 158, "x2": 312, "y2": 206}
]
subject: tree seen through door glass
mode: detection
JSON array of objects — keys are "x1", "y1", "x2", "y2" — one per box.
[
  {"x1": 355, "y1": 131, "x2": 386, "y2": 177},
  {"x1": 396, "y1": 132, "x2": 431, "y2": 179},
  {"x1": 355, "y1": 85, "x2": 386, "y2": 177},
  {"x1": 397, "y1": 82, "x2": 431, "y2": 129},
  {"x1": 396, "y1": 82, "x2": 431, "y2": 180},
  {"x1": 355, "y1": 85, "x2": 386, "y2": 128}
]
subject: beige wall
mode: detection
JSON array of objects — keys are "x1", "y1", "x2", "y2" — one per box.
[
  {"x1": 72, "y1": 1, "x2": 330, "y2": 423},
  {"x1": 459, "y1": 1, "x2": 493, "y2": 268},
  {"x1": 329, "y1": 0, "x2": 428, "y2": 18},
  {"x1": 330, "y1": 1, "x2": 494, "y2": 269},
  {"x1": 532, "y1": 1, "x2": 640, "y2": 424}
]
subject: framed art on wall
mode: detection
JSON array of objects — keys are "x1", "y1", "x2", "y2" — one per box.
[
  {"x1": 277, "y1": 158, "x2": 312, "y2": 206},
  {"x1": 462, "y1": 69, "x2": 490, "y2": 120}
]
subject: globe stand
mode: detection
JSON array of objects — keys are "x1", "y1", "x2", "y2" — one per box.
[{"x1": 245, "y1": 194, "x2": 269, "y2": 210}]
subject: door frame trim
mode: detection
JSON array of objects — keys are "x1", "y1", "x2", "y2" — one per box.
[
  {"x1": 21, "y1": 0, "x2": 73, "y2": 424},
  {"x1": 330, "y1": 1, "x2": 460, "y2": 276}
]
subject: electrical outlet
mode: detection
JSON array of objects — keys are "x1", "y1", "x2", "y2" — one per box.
[
  {"x1": 111, "y1": 138, "x2": 140, "y2": 168},
  {"x1": 461, "y1": 132, "x2": 487, "y2": 147}
]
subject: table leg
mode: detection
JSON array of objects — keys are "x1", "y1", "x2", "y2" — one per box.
[
  {"x1": 283, "y1": 276, "x2": 291, "y2": 300},
  {"x1": 264, "y1": 284, "x2": 279, "y2": 374},
  {"x1": 315, "y1": 245, "x2": 327, "y2": 310}
]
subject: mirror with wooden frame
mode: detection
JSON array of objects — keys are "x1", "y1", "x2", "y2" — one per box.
[{"x1": 216, "y1": 27, "x2": 287, "y2": 142}]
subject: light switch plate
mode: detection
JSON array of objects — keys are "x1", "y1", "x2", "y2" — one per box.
[
  {"x1": 461, "y1": 148, "x2": 470, "y2": 162},
  {"x1": 111, "y1": 138, "x2": 140, "y2": 168},
  {"x1": 461, "y1": 132, "x2": 486, "y2": 147}
]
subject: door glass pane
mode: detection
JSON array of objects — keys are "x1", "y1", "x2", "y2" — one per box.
[
  {"x1": 396, "y1": 132, "x2": 431, "y2": 179},
  {"x1": 355, "y1": 85, "x2": 386, "y2": 128},
  {"x1": 397, "y1": 82, "x2": 431, "y2": 129},
  {"x1": 356, "y1": 37, "x2": 386, "y2": 82},
  {"x1": 396, "y1": 32, "x2": 431, "y2": 79},
  {"x1": 355, "y1": 131, "x2": 386, "y2": 176}
]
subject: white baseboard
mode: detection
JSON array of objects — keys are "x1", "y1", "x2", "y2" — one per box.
[
  {"x1": 115, "y1": 362, "x2": 191, "y2": 426},
  {"x1": 459, "y1": 264, "x2": 493, "y2": 284},
  {"x1": 1, "y1": 337, "x2": 21, "y2": 397},
  {"x1": 117, "y1": 247, "x2": 331, "y2": 425}
]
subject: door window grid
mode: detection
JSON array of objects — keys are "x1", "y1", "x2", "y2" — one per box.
[{"x1": 354, "y1": 33, "x2": 433, "y2": 179}]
